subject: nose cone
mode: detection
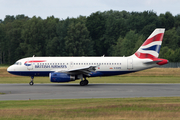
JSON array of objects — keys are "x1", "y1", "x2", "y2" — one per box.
[{"x1": 7, "y1": 66, "x2": 12, "y2": 73}]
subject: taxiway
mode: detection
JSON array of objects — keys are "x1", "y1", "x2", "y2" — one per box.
[{"x1": 0, "y1": 83, "x2": 180, "y2": 100}]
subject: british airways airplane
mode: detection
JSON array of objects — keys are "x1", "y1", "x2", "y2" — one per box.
[{"x1": 7, "y1": 28, "x2": 168, "y2": 86}]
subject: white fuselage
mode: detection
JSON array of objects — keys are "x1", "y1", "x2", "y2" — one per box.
[{"x1": 7, "y1": 55, "x2": 157, "y2": 77}]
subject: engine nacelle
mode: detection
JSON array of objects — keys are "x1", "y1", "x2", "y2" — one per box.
[{"x1": 49, "y1": 73, "x2": 75, "y2": 82}]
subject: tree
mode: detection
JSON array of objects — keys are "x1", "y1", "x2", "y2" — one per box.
[
  {"x1": 159, "y1": 12, "x2": 175, "y2": 30},
  {"x1": 20, "y1": 16, "x2": 46, "y2": 57},
  {"x1": 120, "y1": 30, "x2": 140, "y2": 56},
  {"x1": 86, "y1": 11, "x2": 106, "y2": 56},
  {"x1": 0, "y1": 23, "x2": 5, "y2": 64},
  {"x1": 113, "y1": 31, "x2": 144, "y2": 56},
  {"x1": 163, "y1": 28, "x2": 179, "y2": 50},
  {"x1": 65, "y1": 22, "x2": 94, "y2": 56}
]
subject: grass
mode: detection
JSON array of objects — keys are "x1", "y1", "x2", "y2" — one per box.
[{"x1": 0, "y1": 97, "x2": 180, "y2": 120}]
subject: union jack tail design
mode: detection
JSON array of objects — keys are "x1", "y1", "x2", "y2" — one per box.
[{"x1": 135, "y1": 28, "x2": 165, "y2": 59}]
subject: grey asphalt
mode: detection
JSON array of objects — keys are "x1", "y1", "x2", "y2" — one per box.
[{"x1": 0, "y1": 83, "x2": 180, "y2": 100}]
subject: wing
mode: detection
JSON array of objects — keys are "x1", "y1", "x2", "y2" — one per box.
[{"x1": 54, "y1": 66, "x2": 97, "y2": 76}]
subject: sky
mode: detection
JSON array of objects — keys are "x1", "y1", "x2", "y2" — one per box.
[{"x1": 0, "y1": 0, "x2": 180, "y2": 20}]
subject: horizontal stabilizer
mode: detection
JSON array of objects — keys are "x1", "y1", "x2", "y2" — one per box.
[
  {"x1": 143, "y1": 58, "x2": 168, "y2": 65},
  {"x1": 143, "y1": 60, "x2": 162, "y2": 65}
]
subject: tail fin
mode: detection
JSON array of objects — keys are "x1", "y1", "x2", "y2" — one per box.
[{"x1": 135, "y1": 28, "x2": 165, "y2": 59}]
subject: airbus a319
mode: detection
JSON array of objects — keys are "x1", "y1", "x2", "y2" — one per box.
[{"x1": 7, "y1": 28, "x2": 168, "y2": 86}]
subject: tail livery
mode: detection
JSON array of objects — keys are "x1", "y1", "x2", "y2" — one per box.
[{"x1": 134, "y1": 28, "x2": 168, "y2": 65}]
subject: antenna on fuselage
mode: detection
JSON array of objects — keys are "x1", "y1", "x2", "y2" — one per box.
[
  {"x1": 33, "y1": 55, "x2": 35, "y2": 57},
  {"x1": 102, "y1": 55, "x2": 105, "y2": 57}
]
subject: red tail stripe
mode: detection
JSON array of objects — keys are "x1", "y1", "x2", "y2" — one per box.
[
  {"x1": 135, "y1": 52, "x2": 157, "y2": 60},
  {"x1": 142, "y1": 33, "x2": 164, "y2": 46}
]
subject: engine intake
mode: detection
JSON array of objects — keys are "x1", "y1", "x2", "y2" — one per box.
[{"x1": 49, "y1": 73, "x2": 75, "y2": 82}]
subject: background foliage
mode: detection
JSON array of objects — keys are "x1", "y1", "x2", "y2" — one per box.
[{"x1": 0, "y1": 10, "x2": 180, "y2": 64}]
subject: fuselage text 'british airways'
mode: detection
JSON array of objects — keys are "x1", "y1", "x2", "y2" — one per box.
[{"x1": 35, "y1": 65, "x2": 67, "y2": 69}]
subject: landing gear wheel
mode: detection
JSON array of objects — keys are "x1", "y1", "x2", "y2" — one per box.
[
  {"x1": 80, "y1": 80, "x2": 89, "y2": 86},
  {"x1": 29, "y1": 81, "x2": 34, "y2": 86},
  {"x1": 80, "y1": 81, "x2": 86, "y2": 86},
  {"x1": 84, "y1": 80, "x2": 89, "y2": 85}
]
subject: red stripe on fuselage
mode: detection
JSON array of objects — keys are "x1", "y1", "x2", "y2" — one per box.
[
  {"x1": 142, "y1": 33, "x2": 164, "y2": 46},
  {"x1": 25, "y1": 60, "x2": 46, "y2": 63}
]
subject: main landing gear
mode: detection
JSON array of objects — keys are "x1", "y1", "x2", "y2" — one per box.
[
  {"x1": 80, "y1": 78, "x2": 89, "y2": 86},
  {"x1": 29, "y1": 76, "x2": 34, "y2": 86}
]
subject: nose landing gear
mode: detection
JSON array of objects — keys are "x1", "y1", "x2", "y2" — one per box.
[{"x1": 29, "y1": 76, "x2": 34, "y2": 86}]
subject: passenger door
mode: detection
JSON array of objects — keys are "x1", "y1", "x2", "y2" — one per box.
[{"x1": 127, "y1": 59, "x2": 133, "y2": 69}]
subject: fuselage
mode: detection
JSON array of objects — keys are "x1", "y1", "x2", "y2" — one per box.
[{"x1": 7, "y1": 55, "x2": 158, "y2": 77}]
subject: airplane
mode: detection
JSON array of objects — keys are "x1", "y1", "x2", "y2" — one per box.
[{"x1": 7, "y1": 28, "x2": 168, "y2": 86}]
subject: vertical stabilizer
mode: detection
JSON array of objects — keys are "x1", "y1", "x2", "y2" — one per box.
[{"x1": 135, "y1": 28, "x2": 165, "y2": 59}]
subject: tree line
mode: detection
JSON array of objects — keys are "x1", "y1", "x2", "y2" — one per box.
[{"x1": 0, "y1": 10, "x2": 180, "y2": 64}]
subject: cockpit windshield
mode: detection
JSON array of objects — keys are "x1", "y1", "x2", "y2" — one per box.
[{"x1": 14, "y1": 62, "x2": 22, "y2": 65}]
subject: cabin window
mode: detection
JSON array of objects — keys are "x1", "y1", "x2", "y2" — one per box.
[
  {"x1": 15, "y1": 62, "x2": 22, "y2": 65},
  {"x1": 67, "y1": 63, "x2": 68, "y2": 65},
  {"x1": 76, "y1": 63, "x2": 78, "y2": 65},
  {"x1": 109, "y1": 63, "x2": 111, "y2": 65}
]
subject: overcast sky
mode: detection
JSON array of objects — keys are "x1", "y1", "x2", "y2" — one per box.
[{"x1": 0, "y1": 0, "x2": 179, "y2": 20}]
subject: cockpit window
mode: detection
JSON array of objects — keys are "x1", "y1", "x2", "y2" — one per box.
[{"x1": 14, "y1": 62, "x2": 22, "y2": 65}]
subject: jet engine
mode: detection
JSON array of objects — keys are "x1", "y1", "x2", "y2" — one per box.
[{"x1": 49, "y1": 73, "x2": 75, "y2": 82}]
